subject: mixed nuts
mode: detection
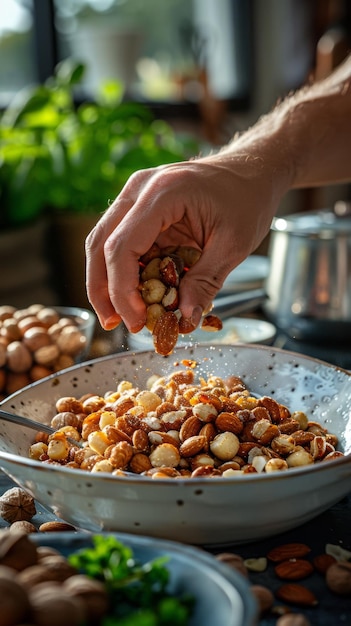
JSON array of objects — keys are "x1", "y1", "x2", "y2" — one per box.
[
  {"x1": 28, "y1": 362, "x2": 344, "y2": 478},
  {"x1": 216, "y1": 539, "x2": 351, "y2": 624},
  {"x1": 138, "y1": 243, "x2": 222, "y2": 355}
]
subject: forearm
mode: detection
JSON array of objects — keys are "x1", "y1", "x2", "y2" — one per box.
[{"x1": 217, "y1": 54, "x2": 351, "y2": 191}]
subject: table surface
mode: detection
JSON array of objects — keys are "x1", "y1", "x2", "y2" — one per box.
[{"x1": 1, "y1": 470, "x2": 350, "y2": 625}]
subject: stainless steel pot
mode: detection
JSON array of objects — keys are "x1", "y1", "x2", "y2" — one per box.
[{"x1": 263, "y1": 202, "x2": 351, "y2": 340}]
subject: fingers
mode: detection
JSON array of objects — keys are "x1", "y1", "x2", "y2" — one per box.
[
  {"x1": 87, "y1": 167, "x2": 189, "y2": 331},
  {"x1": 86, "y1": 169, "x2": 160, "y2": 330}
]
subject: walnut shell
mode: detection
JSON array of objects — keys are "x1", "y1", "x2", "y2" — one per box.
[
  {"x1": 0, "y1": 569, "x2": 31, "y2": 626},
  {"x1": 29, "y1": 585, "x2": 85, "y2": 626},
  {"x1": 0, "y1": 487, "x2": 36, "y2": 523},
  {"x1": 64, "y1": 574, "x2": 109, "y2": 622},
  {"x1": 0, "y1": 529, "x2": 38, "y2": 571}
]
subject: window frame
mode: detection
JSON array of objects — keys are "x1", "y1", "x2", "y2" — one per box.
[{"x1": 31, "y1": 0, "x2": 253, "y2": 119}]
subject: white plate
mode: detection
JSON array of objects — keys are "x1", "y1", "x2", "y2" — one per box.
[
  {"x1": 127, "y1": 317, "x2": 276, "y2": 351},
  {"x1": 221, "y1": 256, "x2": 270, "y2": 294},
  {"x1": 30, "y1": 531, "x2": 257, "y2": 626}
]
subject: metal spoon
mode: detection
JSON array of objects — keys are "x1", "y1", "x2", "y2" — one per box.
[{"x1": 0, "y1": 408, "x2": 83, "y2": 448}]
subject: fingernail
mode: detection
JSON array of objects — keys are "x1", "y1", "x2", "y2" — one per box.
[
  {"x1": 191, "y1": 306, "x2": 203, "y2": 327},
  {"x1": 103, "y1": 314, "x2": 121, "y2": 330},
  {"x1": 129, "y1": 320, "x2": 146, "y2": 333}
]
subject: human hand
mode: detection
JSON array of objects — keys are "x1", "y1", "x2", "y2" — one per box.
[{"x1": 85, "y1": 153, "x2": 287, "y2": 333}]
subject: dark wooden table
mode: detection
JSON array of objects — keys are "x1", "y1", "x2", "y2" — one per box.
[{"x1": 1, "y1": 470, "x2": 350, "y2": 625}]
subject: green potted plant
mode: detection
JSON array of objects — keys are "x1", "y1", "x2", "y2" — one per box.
[{"x1": 0, "y1": 59, "x2": 200, "y2": 307}]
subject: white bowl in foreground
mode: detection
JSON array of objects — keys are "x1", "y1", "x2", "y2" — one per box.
[{"x1": 0, "y1": 344, "x2": 350, "y2": 545}]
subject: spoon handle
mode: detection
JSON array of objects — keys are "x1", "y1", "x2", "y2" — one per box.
[{"x1": 0, "y1": 409, "x2": 83, "y2": 448}]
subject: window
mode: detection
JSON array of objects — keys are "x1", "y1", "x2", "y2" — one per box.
[{"x1": 0, "y1": 0, "x2": 252, "y2": 116}]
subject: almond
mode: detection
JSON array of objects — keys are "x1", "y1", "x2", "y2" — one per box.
[
  {"x1": 159, "y1": 256, "x2": 179, "y2": 287},
  {"x1": 215, "y1": 411, "x2": 244, "y2": 435},
  {"x1": 276, "y1": 583, "x2": 318, "y2": 606},
  {"x1": 267, "y1": 543, "x2": 312, "y2": 563},
  {"x1": 129, "y1": 452, "x2": 152, "y2": 474},
  {"x1": 152, "y1": 311, "x2": 179, "y2": 356},
  {"x1": 274, "y1": 559, "x2": 314, "y2": 580},
  {"x1": 179, "y1": 416, "x2": 202, "y2": 441},
  {"x1": 38, "y1": 521, "x2": 76, "y2": 532},
  {"x1": 179, "y1": 435, "x2": 207, "y2": 457},
  {"x1": 312, "y1": 553, "x2": 337, "y2": 574},
  {"x1": 201, "y1": 314, "x2": 223, "y2": 332},
  {"x1": 178, "y1": 316, "x2": 197, "y2": 334}
]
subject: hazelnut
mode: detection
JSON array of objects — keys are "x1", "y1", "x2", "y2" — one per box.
[
  {"x1": 276, "y1": 614, "x2": 311, "y2": 626},
  {"x1": 9, "y1": 521, "x2": 37, "y2": 534},
  {"x1": 55, "y1": 326, "x2": 86, "y2": 356},
  {"x1": 0, "y1": 343, "x2": 7, "y2": 368},
  {"x1": 5, "y1": 371, "x2": 31, "y2": 394},
  {"x1": 29, "y1": 584, "x2": 85, "y2": 626},
  {"x1": 216, "y1": 552, "x2": 249, "y2": 578},
  {"x1": 6, "y1": 341, "x2": 33, "y2": 373},
  {"x1": 36, "y1": 307, "x2": 60, "y2": 327},
  {"x1": 251, "y1": 584, "x2": 275, "y2": 614},
  {"x1": 34, "y1": 344, "x2": 60, "y2": 366},
  {"x1": 1, "y1": 318, "x2": 21, "y2": 342},
  {"x1": 64, "y1": 574, "x2": 109, "y2": 622},
  {"x1": 0, "y1": 529, "x2": 38, "y2": 571},
  {"x1": 0, "y1": 568, "x2": 31, "y2": 626},
  {"x1": 0, "y1": 305, "x2": 16, "y2": 321},
  {"x1": 23, "y1": 327, "x2": 51, "y2": 352},
  {"x1": 326, "y1": 561, "x2": 351, "y2": 595}
]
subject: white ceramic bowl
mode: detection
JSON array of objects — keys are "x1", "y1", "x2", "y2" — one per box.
[
  {"x1": 127, "y1": 317, "x2": 276, "y2": 351},
  {"x1": 31, "y1": 531, "x2": 257, "y2": 626},
  {"x1": 0, "y1": 344, "x2": 350, "y2": 546}
]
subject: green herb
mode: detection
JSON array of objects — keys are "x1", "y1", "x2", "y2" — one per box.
[{"x1": 68, "y1": 535, "x2": 194, "y2": 626}]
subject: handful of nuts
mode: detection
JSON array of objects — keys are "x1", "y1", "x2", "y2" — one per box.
[
  {"x1": 0, "y1": 304, "x2": 90, "y2": 399},
  {"x1": 138, "y1": 243, "x2": 222, "y2": 355}
]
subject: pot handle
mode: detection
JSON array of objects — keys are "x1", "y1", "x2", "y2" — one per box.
[{"x1": 212, "y1": 288, "x2": 266, "y2": 319}]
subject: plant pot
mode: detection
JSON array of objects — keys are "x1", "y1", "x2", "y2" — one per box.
[
  {"x1": 51, "y1": 213, "x2": 99, "y2": 309},
  {"x1": 0, "y1": 219, "x2": 59, "y2": 308}
]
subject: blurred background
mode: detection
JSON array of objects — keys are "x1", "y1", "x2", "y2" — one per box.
[{"x1": 0, "y1": 0, "x2": 350, "y2": 312}]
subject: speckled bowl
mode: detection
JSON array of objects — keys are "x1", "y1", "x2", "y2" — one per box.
[{"x1": 0, "y1": 344, "x2": 350, "y2": 545}]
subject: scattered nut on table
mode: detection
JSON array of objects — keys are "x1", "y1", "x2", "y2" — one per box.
[{"x1": 326, "y1": 561, "x2": 351, "y2": 595}]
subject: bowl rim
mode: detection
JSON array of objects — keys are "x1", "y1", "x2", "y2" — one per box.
[
  {"x1": 1, "y1": 343, "x2": 350, "y2": 485},
  {"x1": 52, "y1": 305, "x2": 96, "y2": 330}
]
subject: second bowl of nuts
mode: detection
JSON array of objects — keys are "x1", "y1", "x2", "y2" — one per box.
[{"x1": 0, "y1": 304, "x2": 96, "y2": 399}]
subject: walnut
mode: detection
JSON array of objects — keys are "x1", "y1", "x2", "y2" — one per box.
[
  {"x1": 0, "y1": 565, "x2": 31, "y2": 625},
  {"x1": 64, "y1": 574, "x2": 109, "y2": 623},
  {"x1": 0, "y1": 528, "x2": 38, "y2": 571},
  {"x1": 0, "y1": 487, "x2": 36, "y2": 523}
]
